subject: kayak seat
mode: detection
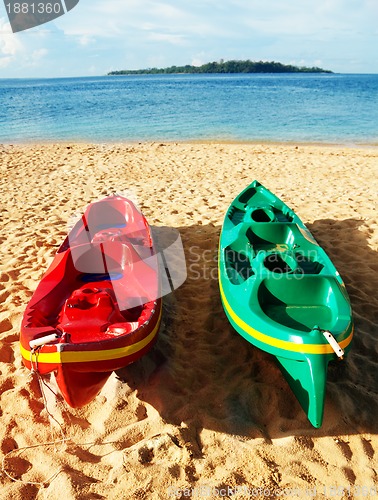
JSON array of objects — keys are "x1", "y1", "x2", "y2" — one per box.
[
  {"x1": 246, "y1": 224, "x2": 296, "y2": 252},
  {"x1": 86, "y1": 201, "x2": 134, "y2": 232},
  {"x1": 257, "y1": 276, "x2": 336, "y2": 332},
  {"x1": 58, "y1": 286, "x2": 126, "y2": 342},
  {"x1": 71, "y1": 242, "x2": 134, "y2": 275}
]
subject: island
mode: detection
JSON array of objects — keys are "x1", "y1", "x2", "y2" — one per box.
[{"x1": 108, "y1": 60, "x2": 332, "y2": 75}]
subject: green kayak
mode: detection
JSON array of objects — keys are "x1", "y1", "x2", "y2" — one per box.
[{"x1": 218, "y1": 181, "x2": 353, "y2": 428}]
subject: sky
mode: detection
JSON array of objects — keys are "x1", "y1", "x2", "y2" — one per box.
[{"x1": 0, "y1": 0, "x2": 377, "y2": 78}]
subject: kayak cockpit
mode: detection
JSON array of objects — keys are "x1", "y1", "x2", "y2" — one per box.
[
  {"x1": 256, "y1": 276, "x2": 350, "y2": 333},
  {"x1": 24, "y1": 240, "x2": 159, "y2": 344}
]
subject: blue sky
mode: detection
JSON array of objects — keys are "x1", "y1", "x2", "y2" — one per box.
[{"x1": 1, "y1": 0, "x2": 377, "y2": 77}]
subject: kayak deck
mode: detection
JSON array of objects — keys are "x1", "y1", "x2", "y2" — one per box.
[
  {"x1": 219, "y1": 180, "x2": 353, "y2": 427},
  {"x1": 20, "y1": 195, "x2": 162, "y2": 407}
]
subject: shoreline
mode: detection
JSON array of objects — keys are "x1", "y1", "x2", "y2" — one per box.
[{"x1": 2, "y1": 138, "x2": 378, "y2": 149}]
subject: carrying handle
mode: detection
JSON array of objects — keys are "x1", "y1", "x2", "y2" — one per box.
[
  {"x1": 29, "y1": 333, "x2": 60, "y2": 350},
  {"x1": 322, "y1": 330, "x2": 344, "y2": 359}
]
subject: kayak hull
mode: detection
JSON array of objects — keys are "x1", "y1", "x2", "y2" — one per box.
[
  {"x1": 219, "y1": 181, "x2": 353, "y2": 427},
  {"x1": 20, "y1": 195, "x2": 162, "y2": 408}
]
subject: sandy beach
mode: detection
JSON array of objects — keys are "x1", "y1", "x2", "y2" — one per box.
[{"x1": 0, "y1": 142, "x2": 377, "y2": 499}]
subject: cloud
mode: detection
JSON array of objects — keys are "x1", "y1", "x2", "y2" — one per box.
[
  {"x1": 57, "y1": 0, "x2": 222, "y2": 41},
  {"x1": 78, "y1": 35, "x2": 95, "y2": 46},
  {"x1": 147, "y1": 32, "x2": 187, "y2": 46},
  {"x1": 191, "y1": 54, "x2": 207, "y2": 67},
  {"x1": 1, "y1": 0, "x2": 378, "y2": 76},
  {"x1": 30, "y1": 48, "x2": 48, "y2": 64},
  {"x1": 0, "y1": 17, "x2": 23, "y2": 67}
]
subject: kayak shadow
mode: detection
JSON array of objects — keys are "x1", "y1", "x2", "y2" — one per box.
[
  {"x1": 116, "y1": 218, "x2": 378, "y2": 439},
  {"x1": 307, "y1": 218, "x2": 378, "y2": 434}
]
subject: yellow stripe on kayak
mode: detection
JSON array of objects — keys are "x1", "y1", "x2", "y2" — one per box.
[
  {"x1": 219, "y1": 279, "x2": 353, "y2": 355},
  {"x1": 20, "y1": 309, "x2": 161, "y2": 365}
]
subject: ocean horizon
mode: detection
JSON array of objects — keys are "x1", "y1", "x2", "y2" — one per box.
[{"x1": 1, "y1": 73, "x2": 377, "y2": 145}]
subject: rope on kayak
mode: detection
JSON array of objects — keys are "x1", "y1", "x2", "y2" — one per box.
[
  {"x1": 3, "y1": 347, "x2": 120, "y2": 486},
  {"x1": 1, "y1": 369, "x2": 68, "y2": 485},
  {"x1": 1, "y1": 349, "x2": 70, "y2": 486},
  {"x1": 37, "y1": 371, "x2": 67, "y2": 444},
  {"x1": 29, "y1": 346, "x2": 67, "y2": 444},
  {"x1": 1, "y1": 439, "x2": 69, "y2": 486},
  {"x1": 1, "y1": 433, "x2": 119, "y2": 486}
]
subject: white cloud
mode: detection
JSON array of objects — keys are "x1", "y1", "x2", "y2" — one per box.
[
  {"x1": 79, "y1": 35, "x2": 95, "y2": 46},
  {"x1": 147, "y1": 32, "x2": 187, "y2": 46},
  {"x1": 31, "y1": 48, "x2": 48, "y2": 62},
  {"x1": 191, "y1": 54, "x2": 206, "y2": 67},
  {"x1": 1, "y1": 0, "x2": 378, "y2": 76},
  {"x1": 57, "y1": 0, "x2": 220, "y2": 41},
  {"x1": 0, "y1": 19, "x2": 22, "y2": 55},
  {"x1": 0, "y1": 17, "x2": 23, "y2": 67},
  {"x1": 150, "y1": 2, "x2": 188, "y2": 21}
]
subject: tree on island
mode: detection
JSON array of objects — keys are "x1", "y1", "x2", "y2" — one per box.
[{"x1": 108, "y1": 59, "x2": 332, "y2": 75}]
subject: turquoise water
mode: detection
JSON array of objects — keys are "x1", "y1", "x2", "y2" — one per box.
[{"x1": 0, "y1": 74, "x2": 377, "y2": 144}]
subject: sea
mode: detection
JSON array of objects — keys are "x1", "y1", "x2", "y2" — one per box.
[{"x1": 0, "y1": 73, "x2": 377, "y2": 144}]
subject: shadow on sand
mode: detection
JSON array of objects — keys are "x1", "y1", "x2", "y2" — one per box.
[{"x1": 116, "y1": 218, "x2": 378, "y2": 443}]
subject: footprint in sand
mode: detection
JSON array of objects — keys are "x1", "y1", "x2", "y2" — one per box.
[
  {"x1": 0, "y1": 343, "x2": 15, "y2": 363},
  {"x1": 0, "y1": 312, "x2": 13, "y2": 331}
]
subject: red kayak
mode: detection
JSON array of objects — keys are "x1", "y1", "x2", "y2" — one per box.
[{"x1": 20, "y1": 195, "x2": 162, "y2": 407}]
